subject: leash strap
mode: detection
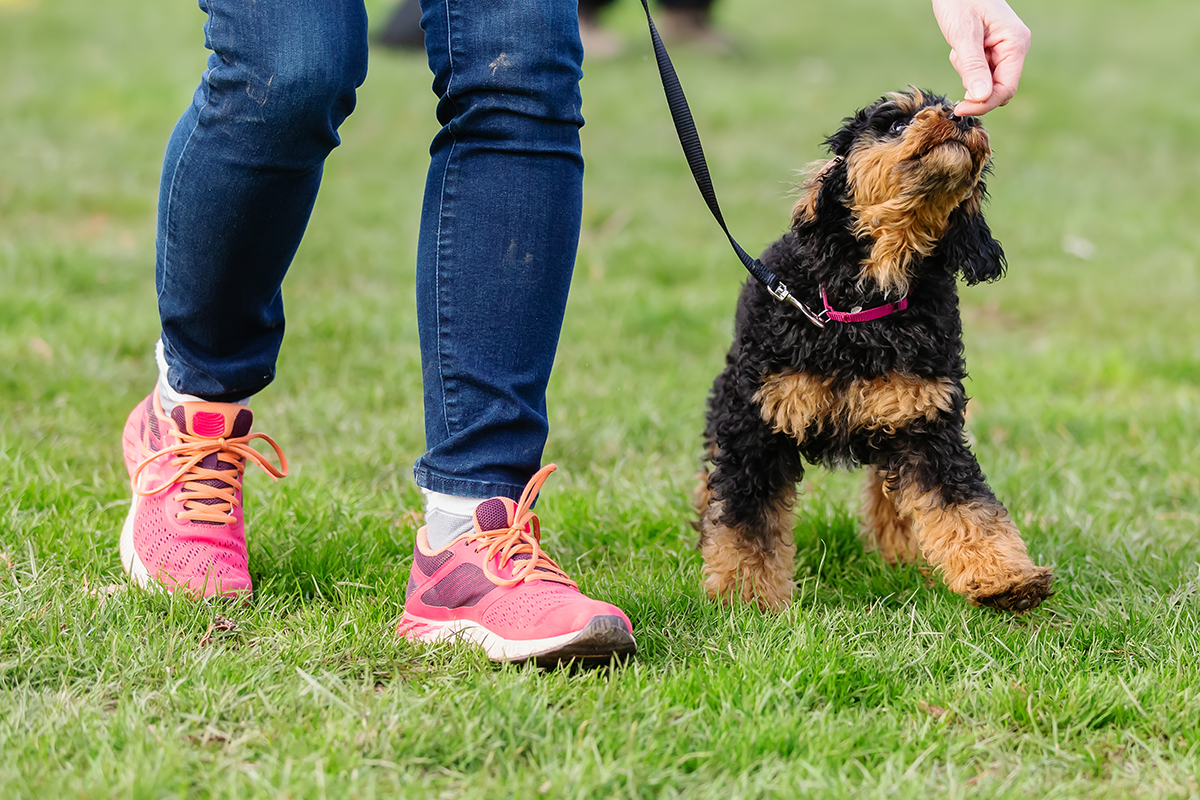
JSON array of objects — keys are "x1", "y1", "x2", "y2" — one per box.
[{"x1": 638, "y1": 0, "x2": 827, "y2": 328}]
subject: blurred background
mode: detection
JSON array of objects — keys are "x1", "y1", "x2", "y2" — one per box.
[{"x1": 2, "y1": 0, "x2": 1199, "y2": 587}]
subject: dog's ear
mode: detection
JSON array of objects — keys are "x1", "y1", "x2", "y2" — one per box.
[
  {"x1": 791, "y1": 156, "x2": 849, "y2": 227},
  {"x1": 941, "y1": 189, "x2": 1006, "y2": 284},
  {"x1": 824, "y1": 106, "x2": 872, "y2": 157}
]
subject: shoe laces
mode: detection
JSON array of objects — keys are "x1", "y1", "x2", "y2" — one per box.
[
  {"x1": 132, "y1": 425, "x2": 288, "y2": 525},
  {"x1": 467, "y1": 464, "x2": 577, "y2": 588}
]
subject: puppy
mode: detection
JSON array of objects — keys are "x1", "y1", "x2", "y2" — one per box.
[{"x1": 696, "y1": 88, "x2": 1052, "y2": 613}]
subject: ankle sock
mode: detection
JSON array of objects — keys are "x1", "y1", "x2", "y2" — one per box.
[
  {"x1": 423, "y1": 490, "x2": 482, "y2": 551},
  {"x1": 155, "y1": 339, "x2": 249, "y2": 413}
]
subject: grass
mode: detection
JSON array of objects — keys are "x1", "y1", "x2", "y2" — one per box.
[{"x1": 2, "y1": 0, "x2": 1200, "y2": 796}]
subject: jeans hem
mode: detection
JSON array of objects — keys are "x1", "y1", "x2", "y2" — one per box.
[
  {"x1": 412, "y1": 464, "x2": 527, "y2": 502},
  {"x1": 160, "y1": 334, "x2": 271, "y2": 402}
]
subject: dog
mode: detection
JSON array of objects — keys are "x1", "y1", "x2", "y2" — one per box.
[{"x1": 695, "y1": 88, "x2": 1053, "y2": 613}]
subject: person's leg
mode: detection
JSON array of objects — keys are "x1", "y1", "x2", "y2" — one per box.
[
  {"x1": 398, "y1": 0, "x2": 635, "y2": 664},
  {"x1": 120, "y1": 0, "x2": 368, "y2": 598},
  {"x1": 413, "y1": 0, "x2": 585, "y2": 501},
  {"x1": 157, "y1": 0, "x2": 368, "y2": 401}
]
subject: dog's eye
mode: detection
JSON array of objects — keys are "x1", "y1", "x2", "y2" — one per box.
[{"x1": 890, "y1": 119, "x2": 910, "y2": 134}]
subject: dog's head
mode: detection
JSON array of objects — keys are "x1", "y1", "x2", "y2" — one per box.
[{"x1": 793, "y1": 88, "x2": 1004, "y2": 295}]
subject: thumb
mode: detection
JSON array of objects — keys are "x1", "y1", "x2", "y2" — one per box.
[{"x1": 949, "y1": 42, "x2": 993, "y2": 103}]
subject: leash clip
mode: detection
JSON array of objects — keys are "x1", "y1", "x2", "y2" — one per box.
[{"x1": 770, "y1": 282, "x2": 826, "y2": 328}]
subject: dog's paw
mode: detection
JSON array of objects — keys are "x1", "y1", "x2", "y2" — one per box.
[
  {"x1": 703, "y1": 570, "x2": 794, "y2": 612},
  {"x1": 700, "y1": 534, "x2": 796, "y2": 612},
  {"x1": 698, "y1": 500, "x2": 797, "y2": 613},
  {"x1": 972, "y1": 567, "x2": 1053, "y2": 613}
]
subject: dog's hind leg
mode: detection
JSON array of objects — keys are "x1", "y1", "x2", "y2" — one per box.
[
  {"x1": 885, "y1": 429, "x2": 1053, "y2": 612},
  {"x1": 860, "y1": 468, "x2": 921, "y2": 564},
  {"x1": 699, "y1": 375, "x2": 804, "y2": 611}
]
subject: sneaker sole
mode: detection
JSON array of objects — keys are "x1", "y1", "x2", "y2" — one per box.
[{"x1": 397, "y1": 612, "x2": 636, "y2": 667}]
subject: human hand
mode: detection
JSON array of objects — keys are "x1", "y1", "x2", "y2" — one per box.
[{"x1": 930, "y1": 0, "x2": 1030, "y2": 116}]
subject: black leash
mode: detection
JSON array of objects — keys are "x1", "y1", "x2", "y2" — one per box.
[{"x1": 638, "y1": 0, "x2": 827, "y2": 328}]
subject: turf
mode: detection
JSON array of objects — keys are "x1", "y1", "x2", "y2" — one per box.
[{"x1": 2, "y1": 0, "x2": 1200, "y2": 796}]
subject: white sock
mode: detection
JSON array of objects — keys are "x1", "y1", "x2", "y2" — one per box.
[
  {"x1": 423, "y1": 489, "x2": 482, "y2": 551},
  {"x1": 155, "y1": 339, "x2": 250, "y2": 412}
]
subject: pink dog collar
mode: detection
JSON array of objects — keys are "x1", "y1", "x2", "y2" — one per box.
[{"x1": 820, "y1": 285, "x2": 909, "y2": 324}]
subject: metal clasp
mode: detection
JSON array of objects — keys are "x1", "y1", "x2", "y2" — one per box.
[{"x1": 770, "y1": 281, "x2": 826, "y2": 328}]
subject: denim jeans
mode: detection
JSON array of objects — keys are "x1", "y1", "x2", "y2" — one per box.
[{"x1": 156, "y1": 0, "x2": 584, "y2": 500}]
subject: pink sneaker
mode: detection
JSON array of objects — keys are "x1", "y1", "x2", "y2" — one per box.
[
  {"x1": 119, "y1": 392, "x2": 287, "y2": 598},
  {"x1": 398, "y1": 465, "x2": 636, "y2": 666}
]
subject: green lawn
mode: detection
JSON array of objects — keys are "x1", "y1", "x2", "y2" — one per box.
[{"x1": 3, "y1": 0, "x2": 1200, "y2": 796}]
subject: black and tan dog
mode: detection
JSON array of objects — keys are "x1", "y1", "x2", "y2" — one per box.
[{"x1": 696, "y1": 88, "x2": 1052, "y2": 613}]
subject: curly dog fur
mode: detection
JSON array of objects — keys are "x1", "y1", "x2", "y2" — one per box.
[{"x1": 697, "y1": 88, "x2": 1053, "y2": 612}]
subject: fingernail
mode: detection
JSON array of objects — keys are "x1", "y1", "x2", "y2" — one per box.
[{"x1": 968, "y1": 81, "x2": 990, "y2": 101}]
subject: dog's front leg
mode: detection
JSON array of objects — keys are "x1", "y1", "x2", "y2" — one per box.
[
  {"x1": 885, "y1": 428, "x2": 1053, "y2": 611},
  {"x1": 698, "y1": 377, "x2": 804, "y2": 611}
]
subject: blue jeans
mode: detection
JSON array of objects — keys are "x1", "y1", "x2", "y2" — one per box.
[{"x1": 155, "y1": 0, "x2": 584, "y2": 501}]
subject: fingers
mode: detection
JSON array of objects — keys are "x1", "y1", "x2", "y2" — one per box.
[
  {"x1": 948, "y1": 49, "x2": 999, "y2": 116},
  {"x1": 952, "y1": 97, "x2": 998, "y2": 117},
  {"x1": 986, "y1": 39, "x2": 1027, "y2": 106},
  {"x1": 952, "y1": 37, "x2": 1027, "y2": 116},
  {"x1": 948, "y1": 44, "x2": 994, "y2": 104},
  {"x1": 932, "y1": 0, "x2": 1031, "y2": 117}
]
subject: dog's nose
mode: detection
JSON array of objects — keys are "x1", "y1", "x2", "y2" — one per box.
[{"x1": 951, "y1": 113, "x2": 980, "y2": 132}]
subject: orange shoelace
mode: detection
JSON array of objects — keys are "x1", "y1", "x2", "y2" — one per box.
[
  {"x1": 467, "y1": 464, "x2": 577, "y2": 588},
  {"x1": 132, "y1": 427, "x2": 288, "y2": 525}
]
